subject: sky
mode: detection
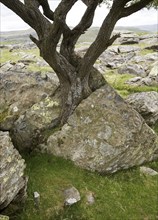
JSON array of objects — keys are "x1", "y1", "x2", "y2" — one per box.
[{"x1": 0, "y1": 1, "x2": 157, "y2": 32}]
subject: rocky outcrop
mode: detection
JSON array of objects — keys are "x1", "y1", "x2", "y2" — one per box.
[
  {"x1": 46, "y1": 85, "x2": 158, "y2": 173},
  {"x1": 0, "y1": 131, "x2": 27, "y2": 211},
  {"x1": 118, "y1": 64, "x2": 146, "y2": 77},
  {"x1": 126, "y1": 92, "x2": 158, "y2": 126}
]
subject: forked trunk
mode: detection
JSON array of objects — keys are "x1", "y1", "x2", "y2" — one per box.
[{"x1": 59, "y1": 74, "x2": 93, "y2": 125}]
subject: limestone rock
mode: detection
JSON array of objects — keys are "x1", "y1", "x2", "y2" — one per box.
[
  {"x1": 33, "y1": 192, "x2": 40, "y2": 209},
  {"x1": 11, "y1": 96, "x2": 60, "y2": 151},
  {"x1": 47, "y1": 85, "x2": 158, "y2": 173},
  {"x1": 0, "y1": 131, "x2": 27, "y2": 210},
  {"x1": 119, "y1": 33, "x2": 139, "y2": 45},
  {"x1": 0, "y1": 70, "x2": 59, "y2": 131},
  {"x1": 118, "y1": 45, "x2": 140, "y2": 53},
  {"x1": 126, "y1": 92, "x2": 158, "y2": 126},
  {"x1": 140, "y1": 166, "x2": 158, "y2": 176},
  {"x1": 118, "y1": 64, "x2": 146, "y2": 77},
  {"x1": 64, "y1": 187, "x2": 81, "y2": 206},
  {"x1": 148, "y1": 63, "x2": 158, "y2": 78}
]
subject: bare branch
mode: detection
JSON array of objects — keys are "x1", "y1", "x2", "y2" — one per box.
[
  {"x1": 120, "y1": 0, "x2": 154, "y2": 17},
  {"x1": 30, "y1": 35, "x2": 40, "y2": 47},
  {"x1": 78, "y1": 0, "x2": 128, "y2": 78},
  {"x1": 107, "y1": 33, "x2": 121, "y2": 46},
  {"x1": 81, "y1": 0, "x2": 103, "y2": 6},
  {"x1": 72, "y1": 0, "x2": 100, "y2": 35},
  {"x1": 24, "y1": 0, "x2": 40, "y2": 8},
  {"x1": 54, "y1": 0, "x2": 78, "y2": 21},
  {"x1": 0, "y1": 0, "x2": 51, "y2": 39},
  {"x1": 37, "y1": 0, "x2": 54, "y2": 21},
  {"x1": 0, "y1": 0, "x2": 35, "y2": 28}
]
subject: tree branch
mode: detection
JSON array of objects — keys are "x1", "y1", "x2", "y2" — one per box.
[
  {"x1": 24, "y1": 0, "x2": 40, "y2": 8},
  {"x1": 0, "y1": 0, "x2": 35, "y2": 28},
  {"x1": 0, "y1": 0, "x2": 51, "y2": 39},
  {"x1": 120, "y1": 0, "x2": 154, "y2": 17},
  {"x1": 37, "y1": 0, "x2": 54, "y2": 21},
  {"x1": 108, "y1": 33, "x2": 121, "y2": 46},
  {"x1": 72, "y1": 0, "x2": 100, "y2": 36},
  {"x1": 54, "y1": 0, "x2": 78, "y2": 21},
  {"x1": 78, "y1": 0, "x2": 128, "y2": 78}
]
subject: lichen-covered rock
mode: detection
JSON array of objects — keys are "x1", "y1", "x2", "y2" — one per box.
[
  {"x1": 11, "y1": 96, "x2": 60, "y2": 151},
  {"x1": 0, "y1": 70, "x2": 59, "y2": 131},
  {"x1": 126, "y1": 91, "x2": 158, "y2": 126},
  {"x1": 0, "y1": 131, "x2": 27, "y2": 210},
  {"x1": 47, "y1": 85, "x2": 158, "y2": 173}
]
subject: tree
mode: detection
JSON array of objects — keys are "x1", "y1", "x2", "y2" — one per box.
[{"x1": 0, "y1": 0, "x2": 155, "y2": 127}]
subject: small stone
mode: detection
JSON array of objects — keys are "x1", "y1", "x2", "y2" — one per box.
[
  {"x1": 33, "y1": 192, "x2": 40, "y2": 209},
  {"x1": 64, "y1": 186, "x2": 81, "y2": 206},
  {"x1": 140, "y1": 166, "x2": 158, "y2": 176},
  {"x1": 86, "y1": 192, "x2": 95, "y2": 205}
]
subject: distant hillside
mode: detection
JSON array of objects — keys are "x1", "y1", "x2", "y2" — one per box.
[
  {"x1": 0, "y1": 24, "x2": 157, "y2": 44},
  {"x1": 115, "y1": 24, "x2": 158, "y2": 33},
  {"x1": 0, "y1": 28, "x2": 36, "y2": 43}
]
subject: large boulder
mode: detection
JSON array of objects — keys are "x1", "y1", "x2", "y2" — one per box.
[
  {"x1": 0, "y1": 70, "x2": 59, "y2": 130},
  {"x1": 0, "y1": 131, "x2": 27, "y2": 210},
  {"x1": 126, "y1": 92, "x2": 158, "y2": 126},
  {"x1": 46, "y1": 85, "x2": 158, "y2": 173}
]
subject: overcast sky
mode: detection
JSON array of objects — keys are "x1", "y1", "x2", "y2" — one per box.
[{"x1": 0, "y1": 1, "x2": 157, "y2": 32}]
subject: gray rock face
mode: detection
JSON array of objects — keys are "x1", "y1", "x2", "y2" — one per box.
[
  {"x1": 12, "y1": 96, "x2": 60, "y2": 151},
  {"x1": 0, "y1": 70, "x2": 59, "y2": 131},
  {"x1": 140, "y1": 166, "x2": 158, "y2": 176},
  {"x1": 0, "y1": 131, "x2": 27, "y2": 210},
  {"x1": 126, "y1": 92, "x2": 158, "y2": 126},
  {"x1": 47, "y1": 85, "x2": 158, "y2": 173},
  {"x1": 118, "y1": 64, "x2": 146, "y2": 77}
]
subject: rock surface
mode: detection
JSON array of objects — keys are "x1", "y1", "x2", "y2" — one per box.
[
  {"x1": 64, "y1": 187, "x2": 81, "y2": 206},
  {"x1": 0, "y1": 131, "x2": 27, "y2": 210},
  {"x1": 140, "y1": 166, "x2": 158, "y2": 176},
  {"x1": 0, "y1": 70, "x2": 59, "y2": 131},
  {"x1": 47, "y1": 85, "x2": 158, "y2": 173},
  {"x1": 126, "y1": 92, "x2": 158, "y2": 126}
]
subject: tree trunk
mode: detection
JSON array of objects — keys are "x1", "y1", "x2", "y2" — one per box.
[
  {"x1": 55, "y1": 68, "x2": 105, "y2": 126},
  {"x1": 39, "y1": 40, "x2": 106, "y2": 128}
]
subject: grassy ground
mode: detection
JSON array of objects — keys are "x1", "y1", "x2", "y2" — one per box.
[
  {"x1": 13, "y1": 151, "x2": 158, "y2": 220},
  {"x1": 104, "y1": 71, "x2": 158, "y2": 98}
]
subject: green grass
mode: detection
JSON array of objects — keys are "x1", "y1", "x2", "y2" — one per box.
[
  {"x1": 28, "y1": 64, "x2": 52, "y2": 73},
  {"x1": 104, "y1": 71, "x2": 158, "y2": 98},
  {"x1": 0, "y1": 49, "x2": 21, "y2": 63},
  {"x1": 0, "y1": 48, "x2": 37, "y2": 64},
  {"x1": 11, "y1": 152, "x2": 158, "y2": 220}
]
